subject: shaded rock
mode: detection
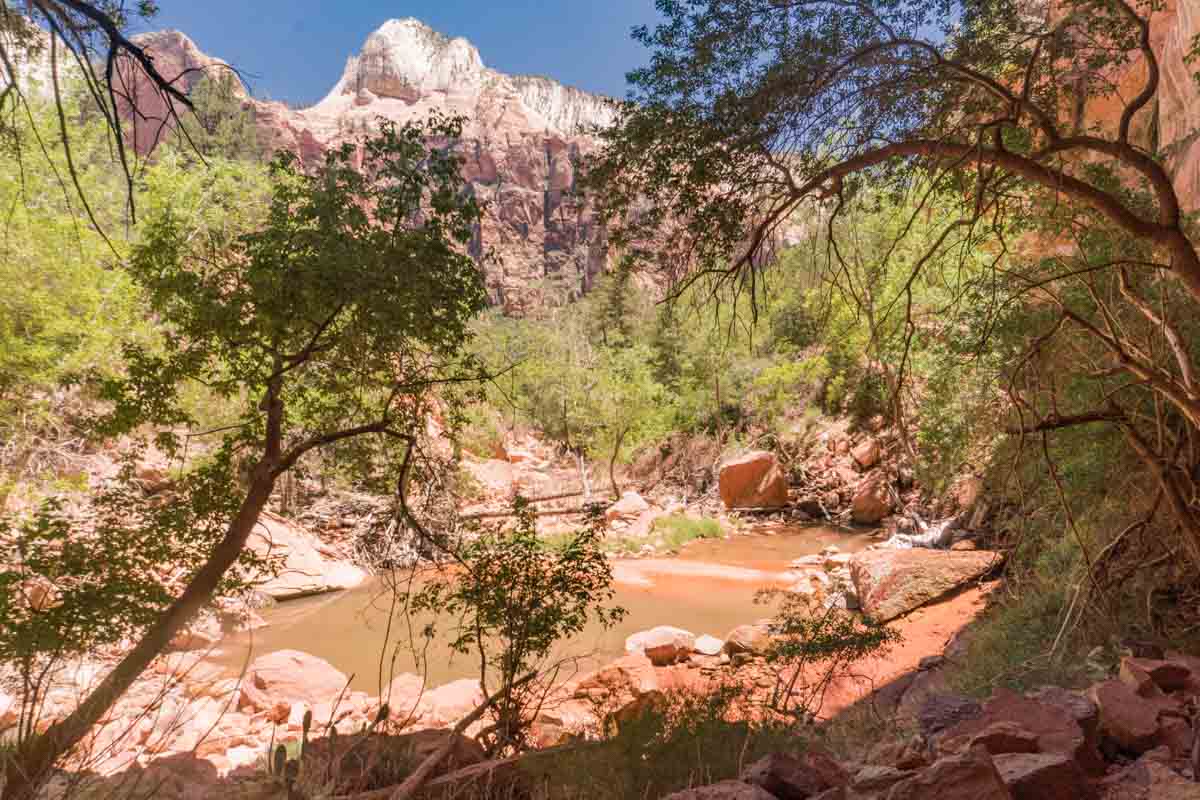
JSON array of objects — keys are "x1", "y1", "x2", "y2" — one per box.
[
  {"x1": 961, "y1": 721, "x2": 1040, "y2": 756},
  {"x1": 1088, "y1": 680, "x2": 1162, "y2": 755},
  {"x1": 1123, "y1": 658, "x2": 1191, "y2": 693},
  {"x1": 1157, "y1": 715, "x2": 1194, "y2": 761},
  {"x1": 852, "y1": 764, "x2": 912, "y2": 792},
  {"x1": 850, "y1": 549, "x2": 1001, "y2": 622},
  {"x1": 723, "y1": 622, "x2": 774, "y2": 656},
  {"x1": 663, "y1": 781, "x2": 778, "y2": 800},
  {"x1": 1098, "y1": 747, "x2": 1200, "y2": 800},
  {"x1": 741, "y1": 752, "x2": 848, "y2": 800},
  {"x1": 867, "y1": 737, "x2": 930, "y2": 772},
  {"x1": 918, "y1": 694, "x2": 983, "y2": 738},
  {"x1": 625, "y1": 626, "x2": 696, "y2": 666},
  {"x1": 994, "y1": 752, "x2": 1091, "y2": 800},
  {"x1": 886, "y1": 745, "x2": 1012, "y2": 799},
  {"x1": 938, "y1": 688, "x2": 1099, "y2": 771},
  {"x1": 303, "y1": 729, "x2": 485, "y2": 794},
  {"x1": 240, "y1": 650, "x2": 348, "y2": 711},
  {"x1": 1024, "y1": 686, "x2": 1105, "y2": 774},
  {"x1": 719, "y1": 451, "x2": 789, "y2": 509}
]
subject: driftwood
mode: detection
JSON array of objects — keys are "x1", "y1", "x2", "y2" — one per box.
[{"x1": 459, "y1": 507, "x2": 591, "y2": 521}]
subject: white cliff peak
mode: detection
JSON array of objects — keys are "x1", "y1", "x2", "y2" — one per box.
[{"x1": 316, "y1": 18, "x2": 616, "y2": 135}]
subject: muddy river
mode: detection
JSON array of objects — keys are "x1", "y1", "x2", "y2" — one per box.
[{"x1": 212, "y1": 524, "x2": 873, "y2": 694}]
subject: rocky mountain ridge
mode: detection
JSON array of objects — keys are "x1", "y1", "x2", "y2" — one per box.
[
  {"x1": 121, "y1": 7, "x2": 1200, "y2": 314},
  {"x1": 129, "y1": 19, "x2": 617, "y2": 314}
]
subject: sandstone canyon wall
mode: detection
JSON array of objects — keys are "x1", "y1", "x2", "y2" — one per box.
[
  {"x1": 125, "y1": 9, "x2": 1200, "y2": 313},
  {"x1": 131, "y1": 19, "x2": 617, "y2": 315}
]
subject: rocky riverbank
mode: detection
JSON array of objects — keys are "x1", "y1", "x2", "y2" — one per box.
[
  {"x1": 667, "y1": 645, "x2": 1200, "y2": 799},
  {"x1": 2, "y1": 422, "x2": 1010, "y2": 795}
]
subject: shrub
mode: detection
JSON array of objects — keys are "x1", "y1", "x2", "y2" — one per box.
[
  {"x1": 403, "y1": 499, "x2": 626, "y2": 756},
  {"x1": 532, "y1": 685, "x2": 798, "y2": 800}
]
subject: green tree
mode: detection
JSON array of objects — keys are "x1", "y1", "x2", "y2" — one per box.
[
  {"x1": 590, "y1": 0, "x2": 1200, "y2": 565},
  {"x1": 179, "y1": 72, "x2": 259, "y2": 161},
  {"x1": 757, "y1": 588, "x2": 899, "y2": 718},
  {"x1": 405, "y1": 498, "x2": 625, "y2": 756},
  {"x1": 1, "y1": 115, "x2": 488, "y2": 800}
]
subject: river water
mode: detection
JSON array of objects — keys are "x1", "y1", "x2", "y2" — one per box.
[{"x1": 212, "y1": 524, "x2": 873, "y2": 694}]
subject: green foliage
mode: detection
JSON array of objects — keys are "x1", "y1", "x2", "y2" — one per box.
[
  {"x1": 0, "y1": 445, "x2": 269, "y2": 741},
  {"x1": 650, "y1": 514, "x2": 722, "y2": 550},
  {"x1": 0, "y1": 113, "x2": 493, "y2": 788},
  {"x1": 0, "y1": 95, "x2": 154, "y2": 467},
  {"x1": 406, "y1": 498, "x2": 626, "y2": 755},
  {"x1": 178, "y1": 72, "x2": 259, "y2": 161},
  {"x1": 99, "y1": 114, "x2": 487, "y2": 473},
  {"x1": 531, "y1": 685, "x2": 798, "y2": 799},
  {"x1": 758, "y1": 588, "x2": 900, "y2": 717}
]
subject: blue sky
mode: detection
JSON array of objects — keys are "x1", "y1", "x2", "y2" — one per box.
[{"x1": 141, "y1": 1, "x2": 661, "y2": 106}]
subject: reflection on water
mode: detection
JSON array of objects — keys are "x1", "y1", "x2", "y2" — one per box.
[{"x1": 212, "y1": 525, "x2": 873, "y2": 694}]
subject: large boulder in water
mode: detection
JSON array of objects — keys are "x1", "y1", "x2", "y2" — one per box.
[
  {"x1": 849, "y1": 549, "x2": 1001, "y2": 622},
  {"x1": 719, "y1": 451, "x2": 788, "y2": 509}
]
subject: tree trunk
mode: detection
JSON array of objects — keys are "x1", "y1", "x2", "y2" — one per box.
[{"x1": 0, "y1": 467, "x2": 278, "y2": 800}]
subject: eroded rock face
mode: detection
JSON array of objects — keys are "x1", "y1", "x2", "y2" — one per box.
[
  {"x1": 719, "y1": 451, "x2": 789, "y2": 509},
  {"x1": 127, "y1": 20, "x2": 617, "y2": 315},
  {"x1": 246, "y1": 512, "x2": 367, "y2": 600},
  {"x1": 849, "y1": 549, "x2": 1001, "y2": 622}
]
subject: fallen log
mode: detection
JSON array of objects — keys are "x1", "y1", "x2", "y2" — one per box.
[{"x1": 459, "y1": 507, "x2": 592, "y2": 521}]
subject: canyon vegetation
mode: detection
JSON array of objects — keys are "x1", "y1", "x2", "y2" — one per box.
[{"x1": 1, "y1": 0, "x2": 1200, "y2": 798}]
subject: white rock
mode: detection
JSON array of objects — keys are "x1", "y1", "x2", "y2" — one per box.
[
  {"x1": 607, "y1": 491, "x2": 651, "y2": 523},
  {"x1": 625, "y1": 626, "x2": 696, "y2": 665},
  {"x1": 694, "y1": 635, "x2": 724, "y2": 656}
]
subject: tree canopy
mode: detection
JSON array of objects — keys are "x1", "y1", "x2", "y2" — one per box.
[{"x1": 590, "y1": 0, "x2": 1200, "y2": 567}]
